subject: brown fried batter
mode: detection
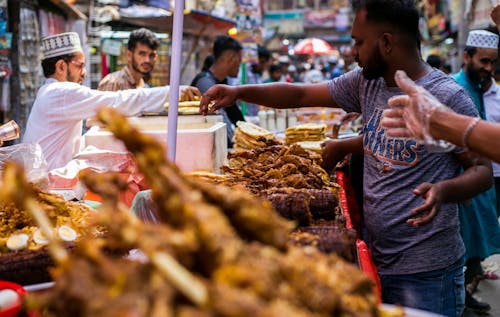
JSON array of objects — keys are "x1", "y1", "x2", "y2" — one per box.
[{"x1": 5, "y1": 109, "x2": 385, "y2": 317}]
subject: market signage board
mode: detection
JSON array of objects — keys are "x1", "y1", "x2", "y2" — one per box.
[
  {"x1": 263, "y1": 11, "x2": 304, "y2": 36},
  {"x1": 102, "y1": 39, "x2": 122, "y2": 56}
]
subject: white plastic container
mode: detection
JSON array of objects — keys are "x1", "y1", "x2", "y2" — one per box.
[{"x1": 267, "y1": 110, "x2": 276, "y2": 131}]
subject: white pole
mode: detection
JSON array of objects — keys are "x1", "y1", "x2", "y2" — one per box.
[{"x1": 166, "y1": 0, "x2": 185, "y2": 161}]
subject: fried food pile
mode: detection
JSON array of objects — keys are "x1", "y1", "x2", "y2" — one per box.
[
  {"x1": 216, "y1": 144, "x2": 340, "y2": 224},
  {"x1": 164, "y1": 94, "x2": 202, "y2": 115},
  {"x1": 285, "y1": 123, "x2": 328, "y2": 145},
  {"x1": 223, "y1": 144, "x2": 332, "y2": 192},
  {"x1": 2, "y1": 108, "x2": 382, "y2": 317},
  {"x1": 232, "y1": 121, "x2": 282, "y2": 151},
  {"x1": 288, "y1": 221, "x2": 357, "y2": 262},
  {"x1": 0, "y1": 185, "x2": 94, "y2": 253}
]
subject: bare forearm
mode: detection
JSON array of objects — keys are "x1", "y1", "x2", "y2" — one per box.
[
  {"x1": 235, "y1": 83, "x2": 335, "y2": 109},
  {"x1": 437, "y1": 162, "x2": 493, "y2": 203},
  {"x1": 346, "y1": 135, "x2": 364, "y2": 155},
  {"x1": 429, "y1": 110, "x2": 500, "y2": 163}
]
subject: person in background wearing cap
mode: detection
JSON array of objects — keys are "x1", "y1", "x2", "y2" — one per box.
[
  {"x1": 199, "y1": 1, "x2": 493, "y2": 315},
  {"x1": 327, "y1": 56, "x2": 343, "y2": 79},
  {"x1": 451, "y1": 27, "x2": 500, "y2": 315},
  {"x1": 98, "y1": 28, "x2": 159, "y2": 91},
  {"x1": 23, "y1": 32, "x2": 199, "y2": 170}
]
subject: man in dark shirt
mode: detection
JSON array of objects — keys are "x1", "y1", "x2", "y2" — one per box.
[{"x1": 191, "y1": 36, "x2": 245, "y2": 147}]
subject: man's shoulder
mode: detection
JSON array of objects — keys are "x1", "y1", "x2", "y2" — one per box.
[
  {"x1": 191, "y1": 71, "x2": 216, "y2": 87},
  {"x1": 98, "y1": 68, "x2": 131, "y2": 90},
  {"x1": 422, "y1": 70, "x2": 464, "y2": 95},
  {"x1": 423, "y1": 70, "x2": 477, "y2": 115}
]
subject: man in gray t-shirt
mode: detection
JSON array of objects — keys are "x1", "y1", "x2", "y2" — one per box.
[
  {"x1": 199, "y1": 1, "x2": 492, "y2": 315},
  {"x1": 328, "y1": 68, "x2": 475, "y2": 275}
]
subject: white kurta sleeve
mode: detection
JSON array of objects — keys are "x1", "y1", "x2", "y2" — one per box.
[{"x1": 57, "y1": 82, "x2": 170, "y2": 121}]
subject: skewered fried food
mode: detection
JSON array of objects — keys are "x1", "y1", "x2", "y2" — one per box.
[
  {"x1": 97, "y1": 107, "x2": 292, "y2": 253},
  {"x1": 93, "y1": 108, "x2": 378, "y2": 316},
  {"x1": 3, "y1": 109, "x2": 390, "y2": 317}
]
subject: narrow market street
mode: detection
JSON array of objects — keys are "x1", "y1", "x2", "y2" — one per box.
[{"x1": 462, "y1": 254, "x2": 500, "y2": 316}]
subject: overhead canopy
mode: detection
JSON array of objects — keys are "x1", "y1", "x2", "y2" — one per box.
[
  {"x1": 48, "y1": 0, "x2": 87, "y2": 20},
  {"x1": 118, "y1": 9, "x2": 235, "y2": 36}
]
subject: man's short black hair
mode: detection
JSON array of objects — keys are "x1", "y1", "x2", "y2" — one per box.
[
  {"x1": 128, "y1": 28, "x2": 160, "y2": 52},
  {"x1": 269, "y1": 64, "x2": 282, "y2": 73},
  {"x1": 352, "y1": 0, "x2": 421, "y2": 49},
  {"x1": 258, "y1": 45, "x2": 271, "y2": 61},
  {"x1": 41, "y1": 53, "x2": 75, "y2": 77},
  {"x1": 464, "y1": 46, "x2": 478, "y2": 57},
  {"x1": 426, "y1": 54, "x2": 442, "y2": 68},
  {"x1": 213, "y1": 35, "x2": 242, "y2": 60}
]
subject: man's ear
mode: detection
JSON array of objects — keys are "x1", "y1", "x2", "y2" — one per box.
[
  {"x1": 379, "y1": 32, "x2": 393, "y2": 54},
  {"x1": 126, "y1": 50, "x2": 133, "y2": 63},
  {"x1": 56, "y1": 59, "x2": 67, "y2": 74},
  {"x1": 463, "y1": 51, "x2": 471, "y2": 64}
]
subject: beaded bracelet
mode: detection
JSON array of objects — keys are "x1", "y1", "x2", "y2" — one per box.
[{"x1": 462, "y1": 117, "x2": 480, "y2": 151}]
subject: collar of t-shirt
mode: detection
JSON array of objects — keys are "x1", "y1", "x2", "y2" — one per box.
[{"x1": 484, "y1": 78, "x2": 499, "y2": 97}]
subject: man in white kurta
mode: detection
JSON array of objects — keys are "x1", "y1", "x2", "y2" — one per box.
[{"x1": 23, "y1": 32, "x2": 199, "y2": 170}]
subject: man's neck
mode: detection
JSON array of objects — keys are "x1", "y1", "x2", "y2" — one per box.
[
  {"x1": 127, "y1": 65, "x2": 145, "y2": 88},
  {"x1": 209, "y1": 64, "x2": 227, "y2": 82},
  {"x1": 386, "y1": 58, "x2": 430, "y2": 87},
  {"x1": 49, "y1": 74, "x2": 66, "y2": 82}
]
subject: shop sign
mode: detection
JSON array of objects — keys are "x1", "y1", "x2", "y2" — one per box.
[
  {"x1": 102, "y1": 39, "x2": 123, "y2": 57},
  {"x1": 263, "y1": 11, "x2": 304, "y2": 36}
]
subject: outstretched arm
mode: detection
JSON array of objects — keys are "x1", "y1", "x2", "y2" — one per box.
[
  {"x1": 382, "y1": 70, "x2": 500, "y2": 163},
  {"x1": 199, "y1": 82, "x2": 337, "y2": 115}
]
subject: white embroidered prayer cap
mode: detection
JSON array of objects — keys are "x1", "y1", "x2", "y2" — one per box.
[
  {"x1": 466, "y1": 30, "x2": 499, "y2": 49},
  {"x1": 41, "y1": 32, "x2": 82, "y2": 59}
]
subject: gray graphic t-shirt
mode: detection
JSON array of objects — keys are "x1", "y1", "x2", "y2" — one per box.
[{"x1": 328, "y1": 68, "x2": 477, "y2": 275}]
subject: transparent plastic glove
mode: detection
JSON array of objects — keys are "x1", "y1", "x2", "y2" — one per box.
[{"x1": 383, "y1": 70, "x2": 455, "y2": 152}]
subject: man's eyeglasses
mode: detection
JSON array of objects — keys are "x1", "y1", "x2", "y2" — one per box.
[{"x1": 69, "y1": 60, "x2": 85, "y2": 69}]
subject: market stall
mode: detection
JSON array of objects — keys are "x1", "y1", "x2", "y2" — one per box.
[{"x1": 0, "y1": 108, "x2": 384, "y2": 316}]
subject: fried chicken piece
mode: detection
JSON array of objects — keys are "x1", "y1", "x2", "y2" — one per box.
[
  {"x1": 30, "y1": 248, "x2": 176, "y2": 317},
  {"x1": 96, "y1": 108, "x2": 243, "y2": 273},
  {"x1": 212, "y1": 243, "x2": 377, "y2": 316},
  {"x1": 187, "y1": 180, "x2": 294, "y2": 251}
]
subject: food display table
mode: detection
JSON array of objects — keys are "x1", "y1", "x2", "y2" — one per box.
[{"x1": 83, "y1": 115, "x2": 227, "y2": 173}]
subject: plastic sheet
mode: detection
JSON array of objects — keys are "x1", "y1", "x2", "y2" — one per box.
[
  {"x1": 0, "y1": 143, "x2": 48, "y2": 188},
  {"x1": 130, "y1": 190, "x2": 159, "y2": 224},
  {"x1": 49, "y1": 146, "x2": 147, "y2": 205}
]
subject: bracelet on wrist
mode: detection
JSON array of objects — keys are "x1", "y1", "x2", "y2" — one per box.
[{"x1": 462, "y1": 117, "x2": 480, "y2": 151}]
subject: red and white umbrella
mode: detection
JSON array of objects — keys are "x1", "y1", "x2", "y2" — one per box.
[{"x1": 293, "y1": 38, "x2": 335, "y2": 55}]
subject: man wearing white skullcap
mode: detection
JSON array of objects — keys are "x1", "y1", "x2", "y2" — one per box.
[
  {"x1": 23, "y1": 32, "x2": 200, "y2": 170},
  {"x1": 452, "y1": 27, "x2": 500, "y2": 315}
]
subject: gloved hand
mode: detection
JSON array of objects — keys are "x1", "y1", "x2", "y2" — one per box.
[{"x1": 382, "y1": 70, "x2": 454, "y2": 151}]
